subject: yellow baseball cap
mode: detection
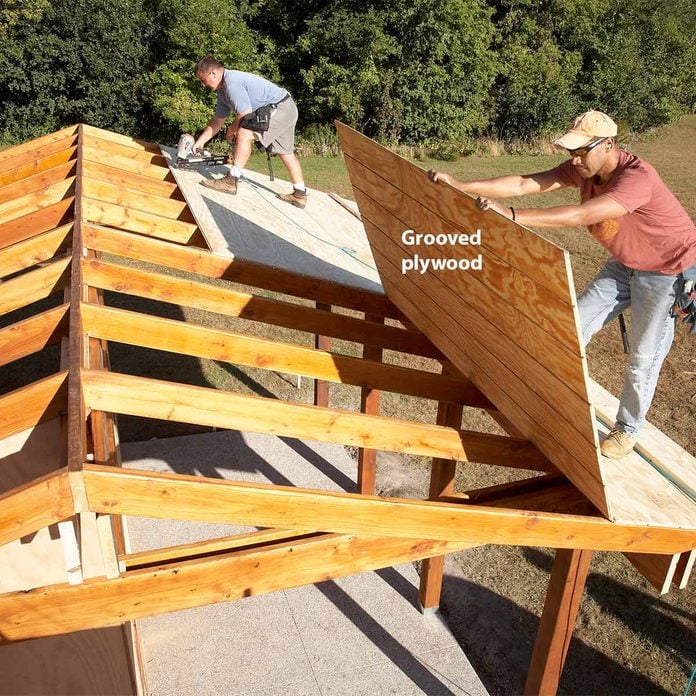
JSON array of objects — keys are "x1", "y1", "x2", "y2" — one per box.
[{"x1": 554, "y1": 110, "x2": 618, "y2": 149}]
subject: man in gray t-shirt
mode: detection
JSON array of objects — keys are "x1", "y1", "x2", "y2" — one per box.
[{"x1": 192, "y1": 56, "x2": 307, "y2": 208}]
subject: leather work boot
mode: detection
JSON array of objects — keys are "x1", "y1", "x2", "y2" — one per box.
[
  {"x1": 278, "y1": 188, "x2": 307, "y2": 209},
  {"x1": 201, "y1": 174, "x2": 239, "y2": 195},
  {"x1": 600, "y1": 428, "x2": 637, "y2": 459}
]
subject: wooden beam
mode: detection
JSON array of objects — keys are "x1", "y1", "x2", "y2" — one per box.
[
  {"x1": 82, "y1": 176, "x2": 194, "y2": 222},
  {"x1": 81, "y1": 198, "x2": 198, "y2": 245},
  {"x1": 524, "y1": 549, "x2": 593, "y2": 696},
  {"x1": 0, "y1": 127, "x2": 78, "y2": 170},
  {"x1": 0, "y1": 224, "x2": 72, "y2": 279},
  {"x1": 0, "y1": 528, "x2": 478, "y2": 642},
  {"x1": 81, "y1": 134, "x2": 167, "y2": 166},
  {"x1": 419, "y1": 380, "x2": 464, "y2": 611},
  {"x1": 82, "y1": 160, "x2": 183, "y2": 200},
  {"x1": 83, "y1": 258, "x2": 441, "y2": 358},
  {"x1": 80, "y1": 304, "x2": 489, "y2": 406},
  {"x1": 674, "y1": 549, "x2": 695, "y2": 589},
  {"x1": 81, "y1": 223, "x2": 401, "y2": 318},
  {"x1": 0, "y1": 177, "x2": 75, "y2": 226},
  {"x1": 358, "y1": 313, "x2": 384, "y2": 494},
  {"x1": 0, "y1": 372, "x2": 68, "y2": 440},
  {"x1": 0, "y1": 468, "x2": 74, "y2": 547},
  {"x1": 0, "y1": 256, "x2": 71, "y2": 316},
  {"x1": 0, "y1": 303, "x2": 69, "y2": 367},
  {"x1": 314, "y1": 302, "x2": 331, "y2": 408},
  {"x1": 0, "y1": 198, "x2": 74, "y2": 250},
  {"x1": 81, "y1": 124, "x2": 162, "y2": 154},
  {"x1": 81, "y1": 370, "x2": 549, "y2": 470},
  {"x1": 0, "y1": 160, "x2": 77, "y2": 204},
  {"x1": 82, "y1": 145, "x2": 174, "y2": 181},
  {"x1": 82, "y1": 465, "x2": 696, "y2": 553},
  {"x1": 0, "y1": 144, "x2": 78, "y2": 189}
]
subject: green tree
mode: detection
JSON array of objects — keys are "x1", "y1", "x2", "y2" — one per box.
[{"x1": 0, "y1": 0, "x2": 154, "y2": 144}]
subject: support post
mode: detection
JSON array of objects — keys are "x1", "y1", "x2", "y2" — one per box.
[
  {"x1": 357, "y1": 313, "x2": 384, "y2": 494},
  {"x1": 524, "y1": 548, "x2": 593, "y2": 696},
  {"x1": 419, "y1": 364, "x2": 463, "y2": 612},
  {"x1": 313, "y1": 302, "x2": 331, "y2": 407}
]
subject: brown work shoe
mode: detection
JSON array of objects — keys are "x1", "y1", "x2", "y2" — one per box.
[
  {"x1": 600, "y1": 428, "x2": 637, "y2": 459},
  {"x1": 201, "y1": 174, "x2": 239, "y2": 195},
  {"x1": 278, "y1": 188, "x2": 307, "y2": 209}
]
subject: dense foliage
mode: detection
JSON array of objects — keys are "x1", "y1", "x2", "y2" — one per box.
[{"x1": 0, "y1": 0, "x2": 694, "y2": 145}]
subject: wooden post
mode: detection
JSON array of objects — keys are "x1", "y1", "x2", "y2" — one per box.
[
  {"x1": 314, "y1": 302, "x2": 331, "y2": 407},
  {"x1": 357, "y1": 313, "x2": 384, "y2": 494},
  {"x1": 418, "y1": 364, "x2": 463, "y2": 611},
  {"x1": 524, "y1": 548, "x2": 593, "y2": 696}
]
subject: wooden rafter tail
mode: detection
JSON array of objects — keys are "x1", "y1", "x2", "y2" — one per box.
[
  {"x1": 0, "y1": 303, "x2": 70, "y2": 368},
  {"x1": 0, "y1": 198, "x2": 75, "y2": 251},
  {"x1": 0, "y1": 468, "x2": 74, "y2": 547},
  {"x1": 0, "y1": 141, "x2": 78, "y2": 189},
  {"x1": 82, "y1": 465, "x2": 696, "y2": 553},
  {"x1": 0, "y1": 223, "x2": 73, "y2": 279},
  {"x1": 82, "y1": 223, "x2": 402, "y2": 318},
  {"x1": 0, "y1": 126, "x2": 78, "y2": 169},
  {"x1": 0, "y1": 529, "x2": 479, "y2": 643},
  {"x1": 0, "y1": 255, "x2": 71, "y2": 317},
  {"x1": 80, "y1": 370, "x2": 550, "y2": 470},
  {"x1": 83, "y1": 258, "x2": 441, "y2": 358},
  {"x1": 674, "y1": 549, "x2": 695, "y2": 589},
  {"x1": 81, "y1": 303, "x2": 491, "y2": 407}
]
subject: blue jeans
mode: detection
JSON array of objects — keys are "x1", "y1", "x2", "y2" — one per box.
[{"x1": 578, "y1": 258, "x2": 678, "y2": 436}]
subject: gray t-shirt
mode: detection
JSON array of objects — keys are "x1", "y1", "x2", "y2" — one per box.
[{"x1": 215, "y1": 69, "x2": 288, "y2": 118}]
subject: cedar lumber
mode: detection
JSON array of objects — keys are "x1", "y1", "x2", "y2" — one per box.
[
  {"x1": 0, "y1": 468, "x2": 74, "y2": 547},
  {"x1": 80, "y1": 303, "x2": 488, "y2": 406},
  {"x1": 0, "y1": 255, "x2": 71, "y2": 316},
  {"x1": 80, "y1": 370, "x2": 550, "y2": 470},
  {"x1": 0, "y1": 529, "x2": 478, "y2": 642},
  {"x1": 82, "y1": 145, "x2": 174, "y2": 181},
  {"x1": 0, "y1": 143, "x2": 78, "y2": 189},
  {"x1": 82, "y1": 258, "x2": 441, "y2": 358},
  {"x1": 81, "y1": 133, "x2": 168, "y2": 166},
  {"x1": 0, "y1": 198, "x2": 74, "y2": 250},
  {"x1": 81, "y1": 223, "x2": 401, "y2": 318},
  {"x1": 0, "y1": 127, "x2": 78, "y2": 169},
  {"x1": 0, "y1": 160, "x2": 78, "y2": 205},
  {"x1": 0, "y1": 177, "x2": 76, "y2": 226},
  {"x1": 0, "y1": 224, "x2": 73, "y2": 279},
  {"x1": 82, "y1": 160, "x2": 183, "y2": 200},
  {"x1": 81, "y1": 464, "x2": 696, "y2": 553},
  {"x1": 0, "y1": 303, "x2": 69, "y2": 367}
]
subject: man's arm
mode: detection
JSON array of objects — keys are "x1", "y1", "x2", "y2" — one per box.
[
  {"x1": 428, "y1": 169, "x2": 567, "y2": 197},
  {"x1": 480, "y1": 194, "x2": 629, "y2": 229},
  {"x1": 193, "y1": 116, "x2": 227, "y2": 151}
]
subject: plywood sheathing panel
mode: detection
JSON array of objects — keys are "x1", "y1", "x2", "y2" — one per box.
[
  {"x1": 160, "y1": 146, "x2": 384, "y2": 293},
  {"x1": 335, "y1": 122, "x2": 609, "y2": 517}
]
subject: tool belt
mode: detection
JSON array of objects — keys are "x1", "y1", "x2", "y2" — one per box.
[
  {"x1": 671, "y1": 264, "x2": 696, "y2": 334},
  {"x1": 239, "y1": 93, "x2": 291, "y2": 133}
]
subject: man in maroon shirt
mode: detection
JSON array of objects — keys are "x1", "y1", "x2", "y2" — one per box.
[{"x1": 429, "y1": 110, "x2": 696, "y2": 458}]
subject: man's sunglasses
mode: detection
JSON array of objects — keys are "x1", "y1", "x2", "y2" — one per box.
[{"x1": 566, "y1": 137, "x2": 607, "y2": 157}]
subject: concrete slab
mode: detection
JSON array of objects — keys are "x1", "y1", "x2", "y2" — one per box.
[{"x1": 121, "y1": 431, "x2": 488, "y2": 696}]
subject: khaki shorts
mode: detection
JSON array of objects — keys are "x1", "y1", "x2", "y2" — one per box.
[{"x1": 254, "y1": 97, "x2": 298, "y2": 155}]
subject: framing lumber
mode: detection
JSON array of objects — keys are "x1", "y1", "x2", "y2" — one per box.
[
  {"x1": 81, "y1": 223, "x2": 401, "y2": 318},
  {"x1": 524, "y1": 548, "x2": 593, "y2": 696},
  {"x1": 83, "y1": 258, "x2": 441, "y2": 358},
  {"x1": 82, "y1": 160, "x2": 183, "y2": 200},
  {"x1": 80, "y1": 370, "x2": 549, "y2": 470},
  {"x1": 0, "y1": 255, "x2": 71, "y2": 316},
  {"x1": 0, "y1": 303, "x2": 69, "y2": 367},
  {"x1": 0, "y1": 143, "x2": 78, "y2": 189},
  {"x1": 0, "y1": 198, "x2": 74, "y2": 250},
  {"x1": 313, "y1": 302, "x2": 331, "y2": 407},
  {"x1": 0, "y1": 223, "x2": 72, "y2": 278},
  {"x1": 81, "y1": 124, "x2": 162, "y2": 153},
  {"x1": 0, "y1": 127, "x2": 78, "y2": 170},
  {"x1": 674, "y1": 550, "x2": 695, "y2": 589},
  {"x1": 624, "y1": 552, "x2": 681, "y2": 594},
  {"x1": 82, "y1": 144, "x2": 174, "y2": 180},
  {"x1": 0, "y1": 177, "x2": 76, "y2": 226},
  {"x1": 0, "y1": 160, "x2": 78, "y2": 204},
  {"x1": 81, "y1": 465, "x2": 696, "y2": 552},
  {"x1": 0, "y1": 468, "x2": 73, "y2": 547},
  {"x1": 81, "y1": 198, "x2": 198, "y2": 245},
  {"x1": 81, "y1": 303, "x2": 490, "y2": 406},
  {"x1": 0, "y1": 529, "x2": 478, "y2": 642},
  {"x1": 81, "y1": 133, "x2": 167, "y2": 167}
]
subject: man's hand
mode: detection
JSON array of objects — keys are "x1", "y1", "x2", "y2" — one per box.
[
  {"x1": 428, "y1": 169, "x2": 454, "y2": 186},
  {"x1": 476, "y1": 196, "x2": 513, "y2": 219}
]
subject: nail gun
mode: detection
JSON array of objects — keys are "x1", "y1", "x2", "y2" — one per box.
[{"x1": 175, "y1": 133, "x2": 231, "y2": 169}]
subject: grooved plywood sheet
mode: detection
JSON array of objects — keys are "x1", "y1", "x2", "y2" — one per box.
[{"x1": 160, "y1": 146, "x2": 383, "y2": 294}]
